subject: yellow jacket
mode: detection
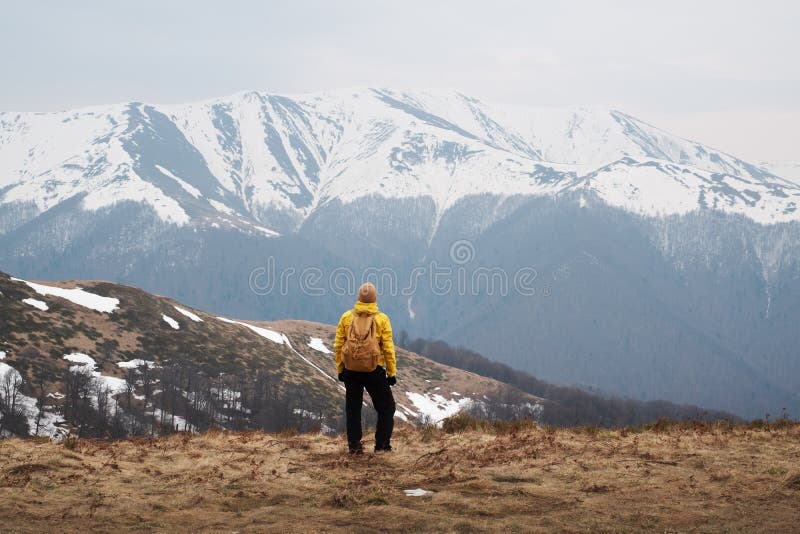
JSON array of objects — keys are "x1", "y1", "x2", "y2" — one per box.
[{"x1": 334, "y1": 301, "x2": 396, "y2": 377}]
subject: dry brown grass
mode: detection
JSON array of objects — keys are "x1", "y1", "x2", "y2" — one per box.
[{"x1": 1, "y1": 423, "x2": 800, "y2": 533}]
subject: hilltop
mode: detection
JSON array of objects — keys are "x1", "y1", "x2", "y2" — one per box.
[{"x1": 1, "y1": 421, "x2": 799, "y2": 532}]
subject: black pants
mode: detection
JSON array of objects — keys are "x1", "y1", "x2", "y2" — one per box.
[{"x1": 344, "y1": 366, "x2": 396, "y2": 449}]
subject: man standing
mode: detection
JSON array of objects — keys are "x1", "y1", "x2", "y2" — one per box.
[{"x1": 334, "y1": 282, "x2": 397, "y2": 454}]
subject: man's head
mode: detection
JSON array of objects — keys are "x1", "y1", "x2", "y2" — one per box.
[{"x1": 358, "y1": 282, "x2": 377, "y2": 303}]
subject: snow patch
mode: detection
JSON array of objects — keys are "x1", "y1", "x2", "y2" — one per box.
[
  {"x1": 216, "y1": 317, "x2": 338, "y2": 384},
  {"x1": 404, "y1": 488, "x2": 433, "y2": 497},
  {"x1": 63, "y1": 353, "x2": 97, "y2": 366},
  {"x1": 404, "y1": 391, "x2": 473, "y2": 426},
  {"x1": 216, "y1": 317, "x2": 284, "y2": 344},
  {"x1": 162, "y1": 314, "x2": 180, "y2": 329},
  {"x1": 116, "y1": 359, "x2": 156, "y2": 369},
  {"x1": 155, "y1": 164, "x2": 202, "y2": 198},
  {"x1": 173, "y1": 305, "x2": 202, "y2": 322},
  {"x1": 14, "y1": 278, "x2": 119, "y2": 313},
  {"x1": 293, "y1": 408, "x2": 322, "y2": 420},
  {"x1": 22, "y1": 297, "x2": 48, "y2": 311},
  {"x1": 252, "y1": 224, "x2": 279, "y2": 237},
  {"x1": 152, "y1": 407, "x2": 195, "y2": 432},
  {"x1": 0, "y1": 360, "x2": 66, "y2": 438},
  {"x1": 209, "y1": 199, "x2": 236, "y2": 215},
  {"x1": 62, "y1": 352, "x2": 127, "y2": 397},
  {"x1": 282, "y1": 336, "x2": 340, "y2": 384},
  {"x1": 308, "y1": 337, "x2": 332, "y2": 354},
  {"x1": 80, "y1": 161, "x2": 191, "y2": 226}
]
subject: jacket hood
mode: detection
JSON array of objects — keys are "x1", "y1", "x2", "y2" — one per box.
[{"x1": 354, "y1": 301, "x2": 379, "y2": 314}]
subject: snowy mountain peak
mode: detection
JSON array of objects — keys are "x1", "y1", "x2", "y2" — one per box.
[{"x1": 1, "y1": 89, "x2": 799, "y2": 234}]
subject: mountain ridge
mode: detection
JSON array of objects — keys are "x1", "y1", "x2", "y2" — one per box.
[{"x1": 2, "y1": 88, "x2": 798, "y2": 239}]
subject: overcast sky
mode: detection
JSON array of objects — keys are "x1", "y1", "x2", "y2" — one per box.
[{"x1": 1, "y1": 1, "x2": 798, "y2": 162}]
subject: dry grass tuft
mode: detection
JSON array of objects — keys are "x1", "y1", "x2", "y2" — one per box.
[
  {"x1": 785, "y1": 473, "x2": 800, "y2": 491},
  {"x1": 1, "y1": 422, "x2": 799, "y2": 532}
]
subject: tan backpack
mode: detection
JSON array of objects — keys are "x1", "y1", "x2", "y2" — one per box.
[{"x1": 341, "y1": 312, "x2": 381, "y2": 372}]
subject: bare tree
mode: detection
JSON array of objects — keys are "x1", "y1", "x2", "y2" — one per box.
[
  {"x1": 0, "y1": 366, "x2": 27, "y2": 436},
  {"x1": 33, "y1": 373, "x2": 49, "y2": 436}
]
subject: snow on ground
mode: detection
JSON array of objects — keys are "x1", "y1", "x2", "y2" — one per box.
[
  {"x1": 96, "y1": 375, "x2": 127, "y2": 396},
  {"x1": 217, "y1": 317, "x2": 339, "y2": 385},
  {"x1": 283, "y1": 336, "x2": 340, "y2": 385},
  {"x1": 0, "y1": 360, "x2": 66, "y2": 438},
  {"x1": 116, "y1": 359, "x2": 157, "y2": 369},
  {"x1": 396, "y1": 403, "x2": 417, "y2": 419},
  {"x1": 210, "y1": 387, "x2": 247, "y2": 411},
  {"x1": 251, "y1": 224, "x2": 279, "y2": 237},
  {"x1": 307, "y1": 337, "x2": 332, "y2": 354},
  {"x1": 22, "y1": 297, "x2": 48, "y2": 311},
  {"x1": 13, "y1": 278, "x2": 119, "y2": 313},
  {"x1": 520, "y1": 402, "x2": 545, "y2": 421},
  {"x1": 151, "y1": 408, "x2": 196, "y2": 432},
  {"x1": 80, "y1": 166, "x2": 191, "y2": 226},
  {"x1": 209, "y1": 199, "x2": 236, "y2": 215},
  {"x1": 63, "y1": 353, "x2": 97, "y2": 366},
  {"x1": 0, "y1": 351, "x2": 5, "y2": 360},
  {"x1": 216, "y1": 317, "x2": 284, "y2": 344},
  {"x1": 404, "y1": 489, "x2": 433, "y2": 497},
  {"x1": 62, "y1": 353, "x2": 127, "y2": 396},
  {"x1": 404, "y1": 391, "x2": 473, "y2": 426},
  {"x1": 155, "y1": 164, "x2": 202, "y2": 198},
  {"x1": 162, "y1": 314, "x2": 180, "y2": 329},
  {"x1": 173, "y1": 305, "x2": 202, "y2": 322},
  {"x1": 293, "y1": 408, "x2": 322, "y2": 420}
]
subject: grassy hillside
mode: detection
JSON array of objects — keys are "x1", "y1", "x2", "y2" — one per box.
[
  {"x1": 1, "y1": 421, "x2": 798, "y2": 532},
  {"x1": 0, "y1": 272, "x2": 542, "y2": 438}
]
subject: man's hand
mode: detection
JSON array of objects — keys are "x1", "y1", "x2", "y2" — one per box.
[
  {"x1": 338, "y1": 371, "x2": 347, "y2": 382},
  {"x1": 387, "y1": 375, "x2": 396, "y2": 386}
]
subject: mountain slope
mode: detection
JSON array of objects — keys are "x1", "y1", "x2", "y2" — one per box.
[{"x1": 0, "y1": 271, "x2": 542, "y2": 438}]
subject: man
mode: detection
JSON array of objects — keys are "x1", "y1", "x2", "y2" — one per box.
[{"x1": 334, "y1": 282, "x2": 397, "y2": 454}]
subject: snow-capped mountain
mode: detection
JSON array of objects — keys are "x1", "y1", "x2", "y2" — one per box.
[
  {"x1": 2, "y1": 89, "x2": 800, "y2": 420},
  {"x1": 759, "y1": 161, "x2": 800, "y2": 186},
  {"x1": 2, "y1": 88, "x2": 798, "y2": 238}
]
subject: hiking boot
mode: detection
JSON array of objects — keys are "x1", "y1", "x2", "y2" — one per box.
[
  {"x1": 374, "y1": 444, "x2": 393, "y2": 452},
  {"x1": 349, "y1": 443, "x2": 364, "y2": 455}
]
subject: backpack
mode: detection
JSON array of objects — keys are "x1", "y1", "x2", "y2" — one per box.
[{"x1": 341, "y1": 312, "x2": 381, "y2": 372}]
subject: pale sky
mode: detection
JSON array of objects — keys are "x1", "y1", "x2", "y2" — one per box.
[{"x1": 1, "y1": 0, "x2": 798, "y2": 162}]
